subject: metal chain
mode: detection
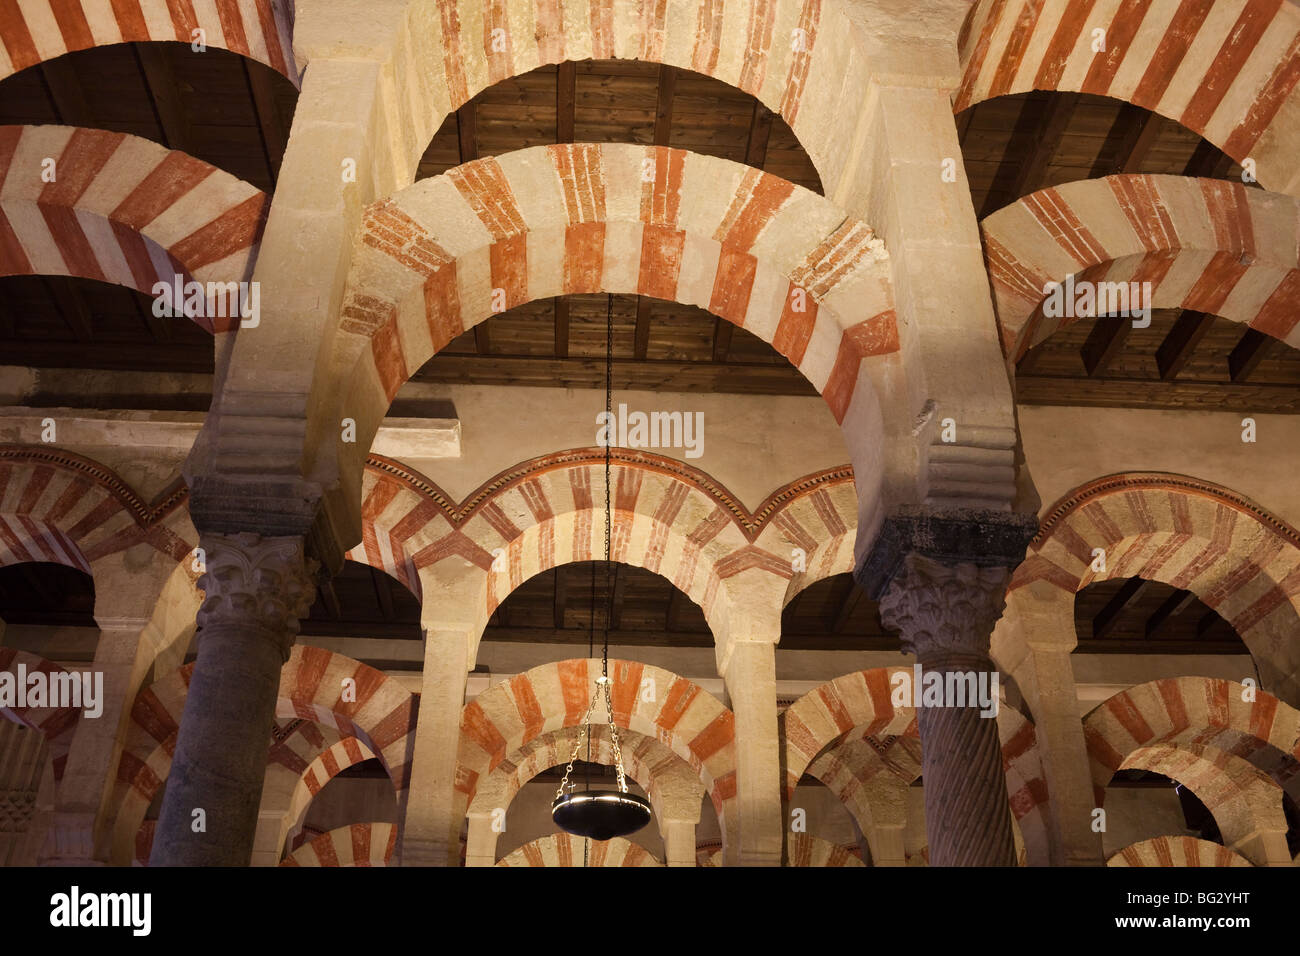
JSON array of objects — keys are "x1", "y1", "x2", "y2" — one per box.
[{"x1": 555, "y1": 689, "x2": 598, "y2": 801}]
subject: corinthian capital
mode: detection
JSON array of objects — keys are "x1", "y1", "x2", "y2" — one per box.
[
  {"x1": 878, "y1": 553, "x2": 1010, "y2": 663},
  {"x1": 196, "y1": 532, "x2": 319, "y2": 659}
]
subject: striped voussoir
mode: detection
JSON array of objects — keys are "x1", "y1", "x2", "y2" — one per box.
[
  {"x1": 404, "y1": 0, "x2": 861, "y2": 190},
  {"x1": 0, "y1": 0, "x2": 296, "y2": 84},
  {"x1": 495, "y1": 833, "x2": 660, "y2": 867},
  {"x1": 957, "y1": 0, "x2": 1300, "y2": 195},
  {"x1": 0, "y1": 446, "x2": 194, "y2": 574},
  {"x1": 457, "y1": 658, "x2": 737, "y2": 836},
  {"x1": 340, "y1": 144, "x2": 895, "y2": 426},
  {"x1": 282, "y1": 737, "x2": 379, "y2": 848},
  {"x1": 983, "y1": 174, "x2": 1300, "y2": 361},
  {"x1": 1083, "y1": 677, "x2": 1300, "y2": 807},
  {"x1": 111, "y1": 647, "x2": 417, "y2": 865},
  {"x1": 280, "y1": 823, "x2": 397, "y2": 867},
  {"x1": 0, "y1": 126, "x2": 269, "y2": 332},
  {"x1": 352, "y1": 450, "x2": 857, "y2": 628},
  {"x1": 0, "y1": 648, "x2": 80, "y2": 781},
  {"x1": 467, "y1": 723, "x2": 700, "y2": 825},
  {"x1": 781, "y1": 667, "x2": 1051, "y2": 859},
  {"x1": 1017, "y1": 473, "x2": 1300, "y2": 703},
  {"x1": 1108, "y1": 836, "x2": 1252, "y2": 868},
  {"x1": 785, "y1": 833, "x2": 865, "y2": 867}
]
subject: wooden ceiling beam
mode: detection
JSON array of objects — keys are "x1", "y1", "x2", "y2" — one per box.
[
  {"x1": 473, "y1": 321, "x2": 491, "y2": 355},
  {"x1": 712, "y1": 318, "x2": 734, "y2": 363},
  {"x1": 665, "y1": 587, "x2": 682, "y2": 632},
  {"x1": 134, "y1": 44, "x2": 191, "y2": 153},
  {"x1": 243, "y1": 59, "x2": 287, "y2": 185},
  {"x1": 1080, "y1": 316, "x2": 1132, "y2": 376},
  {"x1": 982, "y1": 92, "x2": 1077, "y2": 218},
  {"x1": 457, "y1": 102, "x2": 478, "y2": 163},
  {"x1": 744, "y1": 101, "x2": 773, "y2": 169},
  {"x1": 320, "y1": 581, "x2": 342, "y2": 620},
  {"x1": 554, "y1": 297, "x2": 570, "y2": 358},
  {"x1": 633, "y1": 296, "x2": 651, "y2": 359},
  {"x1": 609, "y1": 564, "x2": 627, "y2": 629},
  {"x1": 553, "y1": 565, "x2": 568, "y2": 629},
  {"x1": 38, "y1": 57, "x2": 92, "y2": 125},
  {"x1": 1155, "y1": 310, "x2": 1214, "y2": 380},
  {"x1": 1006, "y1": 91, "x2": 1079, "y2": 202},
  {"x1": 1092, "y1": 577, "x2": 1150, "y2": 639},
  {"x1": 1228, "y1": 328, "x2": 1272, "y2": 382},
  {"x1": 557, "y1": 62, "x2": 576, "y2": 144},
  {"x1": 653, "y1": 64, "x2": 676, "y2": 147},
  {"x1": 44, "y1": 279, "x2": 93, "y2": 341},
  {"x1": 1091, "y1": 104, "x2": 1162, "y2": 177},
  {"x1": 1183, "y1": 138, "x2": 1235, "y2": 179},
  {"x1": 371, "y1": 566, "x2": 396, "y2": 621},
  {"x1": 1145, "y1": 588, "x2": 1197, "y2": 638},
  {"x1": 830, "y1": 579, "x2": 862, "y2": 633}
]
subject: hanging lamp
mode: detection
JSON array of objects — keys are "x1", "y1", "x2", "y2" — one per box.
[{"x1": 550, "y1": 294, "x2": 652, "y2": 844}]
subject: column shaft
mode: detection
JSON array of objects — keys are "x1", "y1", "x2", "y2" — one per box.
[{"x1": 723, "y1": 639, "x2": 782, "y2": 866}]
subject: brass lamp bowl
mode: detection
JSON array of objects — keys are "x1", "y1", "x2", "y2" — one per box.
[{"x1": 551, "y1": 790, "x2": 652, "y2": 841}]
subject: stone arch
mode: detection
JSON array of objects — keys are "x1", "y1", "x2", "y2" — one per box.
[
  {"x1": 1115, "y1": 742, "x2": 1286, "y2": 865},
  {"x1": 956, "y1": 0, "x2": 1300, "y2": 196},
  {"x1": 781, "y1": 667, "x2": 1052, "y2": 864},
  {"x1": 355, "y1": 450, "x2": 858, "y2": 646},
  {"x1": 110, "y1": 647, "x2": 417, "y2": 865},
  {"x1": 0, "y1": 446, "x2": 194, "y2": 575},
  {"x1": 280, "y1": 823, "x2": 397, "y2": 867},
  {"x1": 1015, "y1": 474, "x2": 1300, "y2": 703},
  {"x1": 457, "y1": 658, "x2": 736, "y2": 856},
  {"x1": 1082, "y1": 677, "x2": 1300, "y2": 802},
  {"x1": 1108, "y1": 835, "x2": 1253, "y2": 868},
  {"x1": 280, "y1": 737, "x2": 379, "y2": 856},
  {"x1": 0, "y1": 4, "x2": 297, "y2": 85},
  {"x1": 983, "y1": 175, "x2": 1300, "y2": 363},
  {"x1": 391, "y1": 0, "x2": 864, "y2": 192},
  {"x1": 0, "y1": 125, "x2": 269, "y2": 332},
  {"x1": 496, "y1": 832, "x2": 660, "y2": 866},
  {"x1": 0, "y1": 648, "x2": 81, "y2": 781},
  {"x1": 332, "y1": 144, "x2": 894, "y2": 534}
]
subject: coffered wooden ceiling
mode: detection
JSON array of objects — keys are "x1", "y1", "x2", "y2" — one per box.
[{"x1": 0, "y1": 45, "x2": 1294, "y2": 411}]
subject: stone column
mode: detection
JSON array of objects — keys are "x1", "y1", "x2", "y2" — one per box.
[
  {"x1": 400, "y1": 623, "x2": 474, "y2": 866},
  {"x1": 720, "y1": 637, "x2": 782, "y2": 866},
  {"x1": 661, "y1": 817, "x2": 697, "y2": 867},
  {"x1": 149, "y1": 533, "x2": 316, "y2": 866},
  {"x1": 464, "y1": 809, "x2": 498, "y2": 867},
  {"x1": 1002, "y1": 583, "x2": 1106, "y2": 865},
  {"x1": 878, "y1": 553, "x2": 1017, "y2": 866}
]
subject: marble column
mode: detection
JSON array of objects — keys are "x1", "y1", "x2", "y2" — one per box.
[
  {"x1": 879, "y1": 552, "x2": 1017, "y2": 866},
  {"x1": 721, "y1": 638, "x2": 782, "y2": 866},
  {"x1": 661, "y1": 817, "x2": 697, "y2": 867},
  {"x1": 464, "y1": 810, "x2": 498, "y2": 867},
  {"x1": 149, "y1": 532, "x2": 316, "y2": 866}
]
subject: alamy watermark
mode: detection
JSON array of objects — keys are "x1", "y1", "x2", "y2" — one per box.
[
  {"x1": 1042, "y1": 276, "x2": 1152, "y2": 329},
  {"x1": 596, "y1": 402, "x2": 704, "y2": 459},
  {"x1": 890, "y1": 664, "x2": 999, "y2": 718},
  {"x1": 152, "y1": 275, "x2": 260, "y2": 328},
  {"x1": 0, "y1": 664, "x2": 103, "y2": 717},
  {"x1": 50, "y1": 886, "x2": 150, "y2": 936}
]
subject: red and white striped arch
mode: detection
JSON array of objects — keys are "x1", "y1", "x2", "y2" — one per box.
[
  {"x1": 1082, "y1": 677, "x2": 1300, "y2": 804},
  {"x1": 784, "y1": 833, "x2": 865, "y2": 867},
  {"x1": 0, "y1": 446, "x2": 194, "y2": 574},
  {"x1": 110, "y1": 647, "x2": 418, "y2": 865},
  {"x1": 351, "y1": 450, "x2": 858, "y2": 636},
  {"x1": 1108, "y1": 835, "x2": 1252, "y2": 868},
  {"x1": 280, "y1": 823, "x2": 397, "y2": 867},
  {"x1": 338, "y1": 143, "x2": 894, "y2": 446},
  {"x1": 457, "y1": 658, "x2": 736, "y2": 848},
  {"x1": 0, "y1": 1, "x2": 296, "y2": 84},
  {"x1": 0, "y1": 648, "x2": 81, "y2": 781},
  {"x1": 281, "y1": 736, "x2": 379, "y2": 853},
  {"x1": 0, "y1": 126, "x2": 269, "y2": 332},
  {"x1": 396, "y1": 0, "x2": 862, "y2": 191},
  {"x1": 1016, "y1": 474, "x2": 1300, "y2": 704},
  {"x1": 781, "y1": 667, "x2": 1051, "y2": 863},
  {"x1": 957, "y1": 0, "x2": 1300, "y2": 196},
  {"x1": 983, "y1": 175, "x2": 1300, "y2": 362},
  {"x1": 497, "y1": 832, "x2": 660, "y2": 867}
]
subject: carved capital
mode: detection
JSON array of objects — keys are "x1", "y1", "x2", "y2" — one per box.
[
  {"x1": 878, "y1": 553, "x2": 1010, "y2": 664},
  {"x1": 196, "y1": 532, "x2": 319, "y2": 660}
]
